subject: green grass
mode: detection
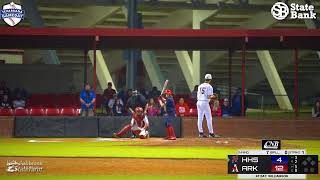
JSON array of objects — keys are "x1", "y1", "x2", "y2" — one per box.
[
  {"x1": 283, "y1": 140, "x2": 320, "y2": 156},
  {"x1": 0, "y1": 138, "x2": 236, "y2": 159},
  {"x1": 0, "y1": 138, "x2": 319, "y2": 159},
  {"x1": 0, "y1": 139, "x2": 319, "y2": 180}
]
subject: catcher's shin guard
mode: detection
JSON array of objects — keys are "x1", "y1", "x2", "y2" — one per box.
[
  {"x1": 115, "y1": 124, "x2": 131, "y2": 137},
  {"x1": 168, "y1": 126, "x2": 176, "y2": 140},
  {"x1": 132, "y1": 130, "x2": 141, "y2": 137}
]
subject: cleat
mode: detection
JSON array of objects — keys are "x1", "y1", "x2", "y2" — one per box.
[
  {"x1": 168, "y1": 136, "x2": 176, "y2": 140},
  {"x1": 112, "y1": 133, "x2": 120, "y2": 138},
  {"x1": 209, "y1": 133, "x2": 221, "y2": 138},
  {"x1": 199, "y1": 133, "x2": 207, "y2": 138},
  {"x1": 131, "y1": 134, "x2": 136, "y2": 139}
]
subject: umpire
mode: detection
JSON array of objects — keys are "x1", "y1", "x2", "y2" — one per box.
[{"x1": 126, "y1": 90, "x2": 147, "y2": 115}]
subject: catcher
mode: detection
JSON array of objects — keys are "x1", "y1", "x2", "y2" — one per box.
[{"x1": 113, "y1": 107, "x2": 149, "y2": 139}]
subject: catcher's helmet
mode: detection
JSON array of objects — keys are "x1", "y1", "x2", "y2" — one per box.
[
  {"x1": 135, "y1": 107, "x2": 144, "y2": 114},
  {"x1": 164, "y1": 89, "x2": 173, "y2": 95}
]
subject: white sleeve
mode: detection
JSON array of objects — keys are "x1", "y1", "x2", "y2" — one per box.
[
  {"x1": 143, "y1": 116, "x2": 149, "y2": 126},
  {"x1": 208, "y1": 85, "x2": 213, "y2": 96},
  {"x1": 130, "y1": 118, "x2": 135, "y2": 126}
]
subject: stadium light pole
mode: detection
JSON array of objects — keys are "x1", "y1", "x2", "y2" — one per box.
[
  {"x1": 126, "y1": 0, "x2": 138, "y2": 89},
  {"x1": 241, "y1": 44, "x2": 246, "y2": 116},
  {"x1": 93, "y1": 36, "x2": 98, "y2": 110},
  {"x1": 228, "y1": 49, "x2": 233, "y2": 104},
  {"x1": 294, "y1": 48, "x2": 299, "y2": 118}
]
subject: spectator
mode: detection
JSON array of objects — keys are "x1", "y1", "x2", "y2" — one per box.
[
  {"x1": 112, "y1": 99, "x2": 125, "y2": 116},
  {"x1": 189, "y1": 85, "x2": 199, "y2": 108},
  {"x1": 126, "y1": 90, "x2": 147, "y2": 114},
  {"x1": 139, "y1": 88, "x2": 148, "y2": 99},
  {"x1": 13, "y1": 87, "x2": 28, "y2": 100},
  {"x1": 103, "y1": 82, "x2": 116, "y2": 113},
  {"x1": 108, "y1": 94, "x2": 124, "y2": 115},
  {"x1": 148, "y1": 86, "x2": 161, "y2": 99},
  {"x1": 124, "y1": 89, "x2": 133, "y2": 104},
  {"x1": 221, "y1": 98, "x2": 232, "y2": 118},
  {"x1": 211, "y1": 99, "x2": 221, "y2": 117},
  {"x1": 175, "y1": 98, "x2": 190, "y2": 117},
  {"x1": 312, "y1": 100, "x2": 320, "y2": 118},
  {"x1": 231, "y1": 88, "x2": 247, "y2": 116},
  {"x1": 145, "y1": 98, "x2": 160, "y2": 116},
  {"x1": 80, "y1": 83, "x2": 96, "y2": 117},
  {"x1": 0, "y1": 81, "x2": 10, "y2": 99},
  {"x1": 117, "y1": 89, "x2": 126, "y2": 103},
  {"x1": 12, "y1": 94, "x2": 25, "y2": 109},
  {"x1": 0, "y1": 95, "x2": 12, "y2": 109}
]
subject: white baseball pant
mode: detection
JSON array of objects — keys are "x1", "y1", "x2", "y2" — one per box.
[{"x1": 197, "y1": 101, "x2": 214, "y2": 134}]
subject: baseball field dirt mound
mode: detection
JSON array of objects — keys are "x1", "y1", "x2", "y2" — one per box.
[{"x1": 0, "y1": 157, "x2": 227, "y2": 176}]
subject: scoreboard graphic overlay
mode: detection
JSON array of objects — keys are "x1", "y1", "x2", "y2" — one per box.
[{"x1": 228, "y1": 140, "x2": 319, "y2": 179}]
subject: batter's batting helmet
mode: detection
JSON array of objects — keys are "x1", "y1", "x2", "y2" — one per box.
[{"x1": 164, "y1": 89, "x2": 173, "y2": 95}]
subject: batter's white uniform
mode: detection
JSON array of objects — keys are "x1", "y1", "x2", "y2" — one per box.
[{"x1": 197, "y1": 82, "x2": 214, "y2": 134}]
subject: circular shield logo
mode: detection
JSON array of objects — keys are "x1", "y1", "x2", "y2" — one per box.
[{"x1": 271, "y1": 2, "x2": 289, "y2": 20}]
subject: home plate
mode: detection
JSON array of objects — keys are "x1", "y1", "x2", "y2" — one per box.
[
  {"x1": 94, "y1": 138, "x2": 114, "y2": 142},
  {"x1": 223, "y1": 141, "x2": 229, "y2": 144},
  {"x1": 28, "y1": 140, "x2": 63, "y2": 143}
]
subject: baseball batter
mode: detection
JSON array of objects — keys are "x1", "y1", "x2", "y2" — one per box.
[
  {"x1": 158, "y1": 89, "x2": 176, "y2": 140},
  {"x1": 197, "y1": 74, "x2": 220, "y2": 138},
  {"x1": 113, "y1": 107, "x2": 149, "y2": 139}
]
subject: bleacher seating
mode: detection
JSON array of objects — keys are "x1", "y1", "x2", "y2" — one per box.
[
  {"x1": 189, "y1": 108, "x2": 198, "y2": 117},
  {"x1": 45, "y1": 108, "x2": 60, "y2": 116},
  {"x1": 60, "y1": 107, "x2": 76, "y2": 116},
  {"x1": 14, "y1": 108, "x2": 29, "y2": 116},
  {"x1": 29, "y1": 108, "x2": 45, "y2": 116},
  {"x1": 0, "y1": 108, "x2": 14, "y2": 116},
  {"x1": 0, "y1": 94, "x2": 208, "y2": 117}
]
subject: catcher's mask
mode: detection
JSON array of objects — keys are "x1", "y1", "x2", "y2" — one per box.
[{"x1": 135, "y1": 107, "x2": 143, "y2": 116}]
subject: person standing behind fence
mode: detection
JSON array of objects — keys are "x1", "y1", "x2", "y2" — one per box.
[
  {"x1": 80, "y1": 83, "x2": 96, "y2": 117},
  {"x1": 145, "y1": 98, "x2": 160, "y2": 116},
  {"x1": 312, "y1": 100, "x2": 320, "y2": 118}
]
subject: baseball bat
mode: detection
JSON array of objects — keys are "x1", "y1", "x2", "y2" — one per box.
[{"x1": 160, "y1": 80, "x2": 169, "y2": 95}]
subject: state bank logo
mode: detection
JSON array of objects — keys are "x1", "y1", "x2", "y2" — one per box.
[
  {"x1": 262, "y1": 140, "x2": 281, "y2": 150},
  {"x1": 0, "y1": 2, "x2": 25, "y2": 26},
  {"x1": 271, "y1": 1, "x2": 316, "y2": 20},
  {"x1": 271, "y1": 2, "x2": 289, "y2": 20}
]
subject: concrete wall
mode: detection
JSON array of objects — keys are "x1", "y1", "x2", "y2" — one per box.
[{"x1": 0, "y1": 117, "x2": 14, "y2": 137}]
